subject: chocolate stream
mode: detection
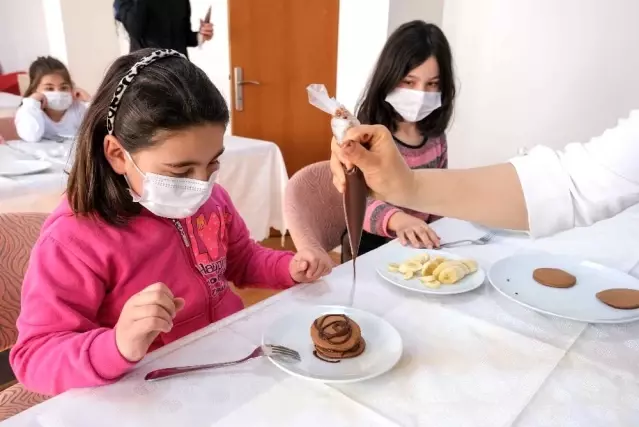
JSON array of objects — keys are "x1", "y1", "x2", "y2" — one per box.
[{"x1": 343, "y1": 167, "x2": 367, "y2": 306}]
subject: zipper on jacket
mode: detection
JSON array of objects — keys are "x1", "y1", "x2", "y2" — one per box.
[{"x1": 171, "y1": 219, "x2": 212, "y2": 324}]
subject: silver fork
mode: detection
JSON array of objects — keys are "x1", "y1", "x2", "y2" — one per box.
[
  {"x1": 144, "y1": 344, "x2": 300, "y2": 382},
  {"x1": 438, "y1": 231, "x2": 495, "y2": 249}
]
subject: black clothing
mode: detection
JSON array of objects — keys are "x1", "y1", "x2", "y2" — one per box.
[{"x1": 115, "y1": 0, "x2": 198, "y2": 57}]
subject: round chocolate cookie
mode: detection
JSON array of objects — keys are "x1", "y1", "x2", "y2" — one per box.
[
  {"x1": 533, "y1": 268, "x2": 577, "y2": 288},
  {"x1": 596, "y1": 288, "x2": 639, "y2": 310},
  {"x1": 310, "y1": 314, "x2": 362, "y2": 352}
]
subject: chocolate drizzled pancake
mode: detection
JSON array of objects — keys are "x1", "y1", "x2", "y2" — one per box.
[{"x1": 310, "y1": 314, "x2": 366, "y2": 362}]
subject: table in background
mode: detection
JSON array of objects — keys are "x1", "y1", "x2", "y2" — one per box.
[
  {"x1": 0, "y1": 136, "x2": 288, "y2": 241},
  {"x1": 4, "y1": 205, "x2": 639, "y2": 427}
]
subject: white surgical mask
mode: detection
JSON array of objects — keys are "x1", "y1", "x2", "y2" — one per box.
[
  {"x1": 385, "y1": 88, "x2": 442, "y2": 122},
  {"x1": 43, "y1": 91, "x2": 73, "y2": 111},
  {"x1": 125, "y1": 152, "x2": 217, "y2": 219}
]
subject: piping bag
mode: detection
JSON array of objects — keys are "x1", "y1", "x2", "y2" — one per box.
[{"x1": 307, "y1": 84, "x2": 367, "y2": 306}]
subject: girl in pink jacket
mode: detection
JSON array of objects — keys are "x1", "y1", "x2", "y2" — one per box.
[{"x1": 10, "y1": 48, "x2": 332, "y2": 396}]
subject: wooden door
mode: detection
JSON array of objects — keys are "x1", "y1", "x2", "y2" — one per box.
[{"x1": 228, "y1": 0, "x2": 339, "y2": 177}]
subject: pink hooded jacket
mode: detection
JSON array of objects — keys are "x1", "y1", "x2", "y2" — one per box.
[{"x1": 10, "y1": 185, "x2": 295, "y2": 395}]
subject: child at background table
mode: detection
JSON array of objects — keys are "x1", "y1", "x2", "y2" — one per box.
[
  {"x1": 14, "y1": 56, "x2": 91, "y2": 142},
  {"x1": 345, "y1": 20, "x2": 456, "y2": 257},
  {"x1": 10, "y1": 48, "x2": 331, "y2": 395}
]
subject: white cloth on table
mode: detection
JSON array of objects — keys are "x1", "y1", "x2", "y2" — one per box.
[
  {"x1": 0, "y1": 92, "x2": 22, "y2": 117},
  {"x1": 0, "y1": 136, "x2": 288, "y2": 242},
  {"x1": 219, "y1": 135, "x2": 288, "y2": 241},
  {"x1": 510, "y1": 109, "x2": 639, "y2": 238},
  {"x1": 8, "y1": 209, "x2": 637, "y2": 427}
]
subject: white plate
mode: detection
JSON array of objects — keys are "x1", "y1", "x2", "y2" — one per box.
[
  {"x1": 376, "y1": 248, "x2": 486, "y2": 295},
  {"x1": 489, "y1": 253, "x2": 639, "y2": 323},
  {"x1": 0, "y1": 160, "x2": 52, "y2": 177},
  {"x1": 262, "y1": 305, "x2": 402, "y2": 383}
]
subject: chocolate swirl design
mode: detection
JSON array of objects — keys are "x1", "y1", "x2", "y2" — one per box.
[
  {"x1": 313, "y1": 314, "x2": 353, "y2": 345},
  {"x1": 310, "y1": 314, "x2": 366, "y2": 363}
]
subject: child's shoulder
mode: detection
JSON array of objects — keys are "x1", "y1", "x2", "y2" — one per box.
[{"x1": 37, "y1": 199, "x2": 114, "y2": 248}]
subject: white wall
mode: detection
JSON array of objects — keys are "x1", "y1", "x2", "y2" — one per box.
[
  {"x1": 58, "y1": 0, "x2": 121, "y2": 93},
  {"x1": 0, "y1": 0, "x2": 121, "y2": 93},
  {"x1": 443, "y1": 0, "x2": 639, "y2": 168},
  {"x1": 335, "y1": 0, "x2": 391, "y2": 112},
  {"x1": 188, "y1": 0, "x2": 231, "y2": 108},
  {"x1": 0, "y1": 0, "x2": 50, "y2": 73}
]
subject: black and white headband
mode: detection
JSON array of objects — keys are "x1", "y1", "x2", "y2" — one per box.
[{"x1": 106, "y1": 49, "x2": 187, "y2": 135}]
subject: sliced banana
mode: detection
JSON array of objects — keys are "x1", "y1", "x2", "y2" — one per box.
[
  {"x1": 432, "y1": 260, "x2": 463, "y2": 277},
  {"x1": 457, "y1": 262, "x2": 471, "y2": 275},
  {"x1": 399, "y1": 261, "x2": 422, "y2": 274},
  {"x1": 421, "y1": 259, "x2": 442, "y2": 276},
  {"x1": 410, "y1": 253, "x2": 430, "y2": 263},
  {"x1": 389, "y1": 255, "x2": 478, "y2": 286},
  {"x1": 461, "y1": 259, "x2": 478, "y2": 273},
  {"x1": 387, "y1": 263, "x2": 400, "y2": 272},
  {"x1": 438, "y1": 266, "x2": 467, "y2": 284}
]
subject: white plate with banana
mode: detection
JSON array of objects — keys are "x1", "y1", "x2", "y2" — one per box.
[{"x1": 376, "y1": 249, "x2": 486, "y2": 295}]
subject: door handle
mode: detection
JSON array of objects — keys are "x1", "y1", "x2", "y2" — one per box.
[{"x1": 233, "y1": 67, "x2": 260, "y2": 112}]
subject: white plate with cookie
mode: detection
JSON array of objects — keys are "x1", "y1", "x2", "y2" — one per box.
[
  {"x1": 262, "y1": 305, "x2": 402, "y2": 383},
  {"x1": 376, "y1": 248, "x2": 486, "y2": 295},
  {"x1": 489, "y1": 253, "x2": 639, "y2": 323}
]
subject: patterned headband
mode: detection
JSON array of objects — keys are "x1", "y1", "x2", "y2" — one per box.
[{"x1": 106, "y1": 49, "x2": 187, "y2": 135}]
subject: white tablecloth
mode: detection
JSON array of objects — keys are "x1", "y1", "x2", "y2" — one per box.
[
  {"x1": 0, "y1": 136, "x2": 288, "y2": 241},
  {"x1": 0, "y1": 92, "x2": 21, "y2": 118},
  {"x1": 4, "y1": 205, "x2": 639, "y2": 427}
]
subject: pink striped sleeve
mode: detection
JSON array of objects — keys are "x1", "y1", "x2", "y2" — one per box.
[{"x1": 363, "y1": 197, "x2": 402, "y2": 237}]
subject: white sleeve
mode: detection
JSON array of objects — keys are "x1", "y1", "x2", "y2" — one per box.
[
  {"x1": 510, "y1": 110, "x2": 639, "y2": 238},
  {"x1": 14, "y1": 98, "x2": 46, "y2": 142}
]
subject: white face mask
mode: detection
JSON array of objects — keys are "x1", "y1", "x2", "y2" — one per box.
[
  {"x1": 43, "y1": 91, "x2": 73, "y2": 111},
  {"x1": 385, "y1": 88, "x2": 442, "y2": 122},
  {"x1": 126, "y1": 152, "x2": 218, "y2": 219}
]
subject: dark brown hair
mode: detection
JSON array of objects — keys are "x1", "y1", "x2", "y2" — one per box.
[
  {"x1": 23, "y1": 56, "x2": 73, "y2": 97},
  {"x1": 356, "y1": 21, "x2": 456, "y2": 138},
  {"x1": 67, "y1": 48, "x2": 230, "y2": 225}
]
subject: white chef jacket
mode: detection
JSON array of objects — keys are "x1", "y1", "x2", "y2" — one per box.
[
  {"x1": 14, "y1": 98, "x2": 88, "y2": 142},
  {"x1": 511, "y1": 110, "x2": 639, "y2": 237}
]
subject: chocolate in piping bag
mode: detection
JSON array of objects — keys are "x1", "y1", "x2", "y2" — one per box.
[{"x1": 307, "y1": 84, "x2": 367, "y2": 305}]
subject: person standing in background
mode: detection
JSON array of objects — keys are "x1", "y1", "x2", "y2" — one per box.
[{"x1": 114, "y1": 0, "x2": 213, "y2": 57}]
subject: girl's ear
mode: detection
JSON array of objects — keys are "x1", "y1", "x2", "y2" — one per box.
[{"x1": 104, "y1": 135, "x2": 127, "y2": 175}]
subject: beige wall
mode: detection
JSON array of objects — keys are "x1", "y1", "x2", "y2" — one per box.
[
  {"x1": 443, "y1": 0, "x2": 639, "y2": 167},
  {"x1": 0, "y1": 0, "x2": 50, "y2": 73}
]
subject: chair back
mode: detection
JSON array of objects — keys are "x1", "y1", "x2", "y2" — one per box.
[
  {"x1": 0, "y1": 213, "x2": 47, "y2": 352},
  {"x1": 284, "y1": 161, "x2": 345, "y2": 252}
]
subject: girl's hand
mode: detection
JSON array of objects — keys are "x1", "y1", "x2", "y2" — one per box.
[
  {"x1": 388, "y1": 211, "x2": 441, "y2": 249},
  {"x1": 29, "y1": 92, "x2": 47, "y2": 108},
  {"x1": 114, "y1": 283, "x2": 185, "y2": 362},
  {"x1": 73, "y1": 87, "x2": 91, "y2": 102},
  {"x1": 289, "y1": 248, "x2": 334, "y2": 283}
]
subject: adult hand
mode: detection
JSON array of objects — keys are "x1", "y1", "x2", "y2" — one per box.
[
  {"x1": 289, "y1": 247, "x2": 334, "y2": 283},
  {"x1": 115, "y1": 283, "x2": 185, "y2": 362},
  {"x1": 199, "y1": 20, "x2": 214, "y2": 41},
  {"x1": 330, "y1": 125, "x2": 416, "y2": 208},
  {"x1": 388, "y1": 211, "x2": 441, "y2": 249},
  {"x1": 73, "y1": 87, "x2": 91, "y2": 102},
  {"x1": 29, "y1": 92, "x2": 47, "y2": 108}
]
